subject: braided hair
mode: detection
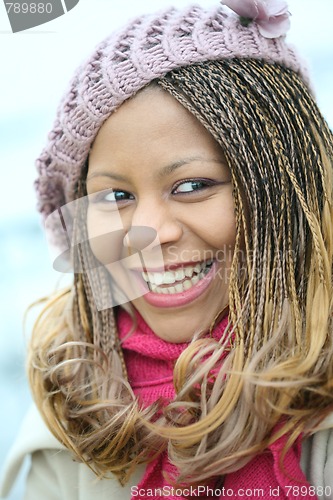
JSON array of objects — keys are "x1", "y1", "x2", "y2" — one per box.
[{"x1": 29, "y1": 59, "x2": 333, "y2": 484}]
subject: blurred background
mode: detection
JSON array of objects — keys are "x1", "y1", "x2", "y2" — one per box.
[{"x1": 0, "y1": 0, "x2": 332, "y2": 498}]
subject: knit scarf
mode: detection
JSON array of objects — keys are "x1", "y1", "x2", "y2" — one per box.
[{"x1": 118, "y1": 308, "x2": 316, "y2": 500}]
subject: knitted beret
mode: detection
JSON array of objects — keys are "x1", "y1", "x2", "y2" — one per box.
[{"x1": 36, "y1": 1, "x2": 309, "y2": 224}]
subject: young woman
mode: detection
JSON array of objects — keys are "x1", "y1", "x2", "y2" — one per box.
[{"x1": 1, "y1": 1, "x2": 333, "y2": 498}]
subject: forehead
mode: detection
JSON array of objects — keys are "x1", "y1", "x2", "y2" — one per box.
[
  {"x1": 92, "y1": 86, "x2": 200, "y2": 142},
  {"x1": 88, "y1": 86, "x2": 225, "y2": 176}
]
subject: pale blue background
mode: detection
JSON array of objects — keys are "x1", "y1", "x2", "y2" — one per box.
[{"x1": 0, "y1": 1, "x2": 332, "y2": 498}]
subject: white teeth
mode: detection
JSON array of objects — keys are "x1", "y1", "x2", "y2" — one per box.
[
  {"x1": 183, "y1": 279, "x2": 192, "y2": 290},
  {"x1": 148, "y1": 272, "x2": 163, "y2": 286},
  {"x1": 191, "y1": 275, "x2": 199, "y2": 285},
  {"x1": 164, "y1": 271, "x2": 176, "y2": 284},
  {"x1": 174, "y1": 283, "x2": 184, "y2": 293},
  {"x1": 194, "y1": 263, "x2": 201, "y2": 274},
  {"x1": 141, "y1": 260, "x2": 214, "y2": 293},
  {"x1": 184, "y1": 266, "x2": 194, "y2": 278},
  {"x1": 175, "y1": 268, "x2": 185, "y2": 281}
]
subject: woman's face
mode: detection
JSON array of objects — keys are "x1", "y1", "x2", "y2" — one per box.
[{"x1": 86, "y1": 87, "x2": 236, "y2": 342}]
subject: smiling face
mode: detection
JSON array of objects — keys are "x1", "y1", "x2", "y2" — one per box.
[{"x1": 86, "y1": 86, "x2": 237, "y2": 342}]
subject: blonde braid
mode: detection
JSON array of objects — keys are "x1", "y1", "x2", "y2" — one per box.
[{"x1": 29, "y1": 59, "x2": 333, "y2": 485}]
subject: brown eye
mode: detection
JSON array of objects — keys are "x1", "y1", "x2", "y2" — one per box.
[
  {"x1": 105, "y1": 190, "x2": 134, "y2": 202},
  {"x1": 173, "y1": 179, "x2": 212, "y2": 194},
  {"x1": 93, "y1": 189, "x2": 134, "y2": 203}
]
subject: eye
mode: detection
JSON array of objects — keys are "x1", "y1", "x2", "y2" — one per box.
[
  {"x1": 90, "y1": 189, "x2": 135, "y2": 206},
  {"x1": 172, "y1": 179, "x2": 215, "y2": 194},
  {"x1": 103, "y1": 190, "x2": 134, "y2": 202}
]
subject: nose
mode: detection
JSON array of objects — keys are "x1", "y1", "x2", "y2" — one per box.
[{"x1": 123, "y1": 198, "x2": 183, "y2": 252}]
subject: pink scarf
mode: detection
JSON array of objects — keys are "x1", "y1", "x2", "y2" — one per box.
[{"x1": 118, "y1": 309, "x2": 316, "y2": 500}]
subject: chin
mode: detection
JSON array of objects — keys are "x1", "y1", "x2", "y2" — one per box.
[
  {"x1": 144, "y1": 314, "x2": 209, "y2": 343},
  {"x1": 154, "y1": 329, "x2": 193, "y2": 343}
]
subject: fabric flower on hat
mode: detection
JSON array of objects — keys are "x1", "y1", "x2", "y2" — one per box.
[{"x1": 221, "y1": 0, "x2": 291, "y2": 38}]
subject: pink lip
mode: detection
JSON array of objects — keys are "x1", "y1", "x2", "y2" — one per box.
[{"x1": 132, "y1": 260, "x2": 218, "y2": 308}]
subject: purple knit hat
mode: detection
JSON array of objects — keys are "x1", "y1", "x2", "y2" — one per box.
[{"x1": 36, "y1": 0, "x2": 309, "y2": 225}]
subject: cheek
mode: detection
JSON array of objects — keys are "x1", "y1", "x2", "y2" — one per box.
[
  {"x1": 87, "y1": 208, "x2": 125, "y2": 265},
  {"x1": 203, "y1": 215, "x2": 236, "y2": 249},
  {"x1": 191, "y1": 196, "x2": 237, "y2": 251}
]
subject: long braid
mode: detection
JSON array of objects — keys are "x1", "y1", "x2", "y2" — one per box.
[
  {"x1": 158, "y1": 59, "x2": 331, "y2": 353},
  {"x1": 29, "y1": 59, "x2": 333, "y2": 484},
  {"x1": 154, "y1": 60, "x2": 333, "y2": 480}
]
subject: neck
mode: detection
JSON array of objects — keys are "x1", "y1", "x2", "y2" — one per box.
[{"x1": 117, "y1": 308, "x2": 230, "y2": 406}]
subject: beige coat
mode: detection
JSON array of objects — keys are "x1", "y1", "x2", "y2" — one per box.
[{"x1": 1, "y1": 405, "x2": 333, "y2": 499}]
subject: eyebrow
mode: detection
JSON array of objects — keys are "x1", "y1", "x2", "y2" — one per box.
[{"x1": 86, "y1": 157, "x2": 225, "y2": 183}]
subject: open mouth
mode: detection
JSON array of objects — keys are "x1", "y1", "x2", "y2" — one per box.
[{"x1": 141, "y1": 260, "x2": 214, "y2": 295}]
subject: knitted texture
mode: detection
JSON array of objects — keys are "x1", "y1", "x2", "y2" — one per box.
[
  {"x1": 118, "y1": 307, "x2": 230, "y2": 407},
  {"x1": 35, "y1": 1, "x2": 309, "y2": 235},
  {"x1": 117, "y1": 309, "x2": 317, "y2": 500}
]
